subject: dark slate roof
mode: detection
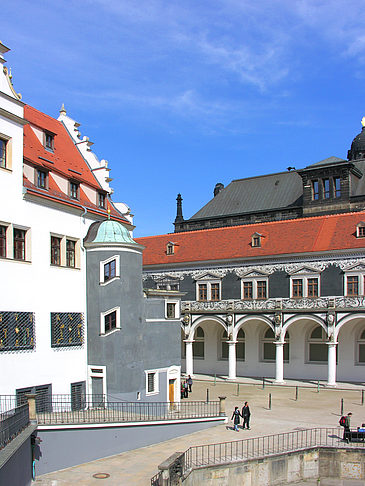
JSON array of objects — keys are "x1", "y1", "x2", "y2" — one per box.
[
  {"x1": 190, "y1": 170, "x2": 303, "y2": 220},
  {"x1": 306, "y1": 156, "x2": 346, "y2": 167}
]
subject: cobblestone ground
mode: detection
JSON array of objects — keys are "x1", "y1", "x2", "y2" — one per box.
[{"x1": 35, "y1": 376, "x2": 365, "y2": 486}]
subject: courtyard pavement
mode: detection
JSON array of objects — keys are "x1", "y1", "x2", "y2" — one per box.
[{"x1": 34, "y1": 375, "x2": 365, "y2": 486}]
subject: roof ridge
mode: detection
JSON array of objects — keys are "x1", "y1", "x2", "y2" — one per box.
[
  {"x1": 25, "y1": 104, "x2": 62, "y2": 125},
  {"x1": 232, "y1": 170, "x2": 297, "y2": 183}
]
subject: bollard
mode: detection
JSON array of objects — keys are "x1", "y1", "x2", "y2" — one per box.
[
  {"x1": 362, "y1": 390, "x2": 364, "y2": 406},
  {"x1": 268, "y1": 393, "x2": 272, "y2": 410},
  {"x1": 214, "y1": 374, "x2": 216, "y2": 386},
  {"x1": 295, "y1": 386, "x2": 298, "y2": 401},
  {"x1": 317, "y1": 381, "x2": 320, "y2": 393},
  {"x1": 341, "y1": 398, "x2": 344, "y2": 416},
  {"x1": 237, "y1": 384, "x2": 240, "y2": 396},
  {"x1": 206, "y1": 388, "x2": 209, "y2": 403},
  {"x1": 262, "y1": 377, "x2": 265, "y2": 389}
]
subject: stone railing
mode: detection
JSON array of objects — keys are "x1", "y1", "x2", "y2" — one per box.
[{"x1": 181, "y1": 296, "x2": 365, "y2": 313}]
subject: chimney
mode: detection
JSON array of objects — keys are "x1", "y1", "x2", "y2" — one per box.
[
  {"x1": 174, "y1": 193, "x2": 184, "y2": 223},
  {"x1": 214, "y1": 183, "x2": 224, "y2": 197}
]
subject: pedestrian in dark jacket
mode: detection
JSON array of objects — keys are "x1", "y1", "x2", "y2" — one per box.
[
  {"x1": 187, "y1": 375, "x2": 193, "y2": 393},
  {"x1": 343, "y1": 412, "x2": 352, "y2": 441},
  {"x1": 242, "y1": 402, "x2": 251, "y2": 429},
  {"x1": 231, "y1": 406, "x2": 241, "y2": 432}
]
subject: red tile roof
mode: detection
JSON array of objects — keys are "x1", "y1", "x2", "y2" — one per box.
[
  {"x1": 136, "y1": 211, "x2": 365, "y2": 266},
  {"x1": 23, "y1": 105, "x2": 130, "y2": 224}
]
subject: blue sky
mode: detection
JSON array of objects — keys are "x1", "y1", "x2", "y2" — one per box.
[{"x1": 3, "y1": 0, "x2": 365, "y2": 236}]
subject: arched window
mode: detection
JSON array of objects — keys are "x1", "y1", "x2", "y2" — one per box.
[
  {"x1": 220, "y1": 328, "x2": 245, "y2": 361},
  {"x1": 358, "y1": 329, "x2": 365, "y2": 363},
  {"x1": 193, "y1": 326, "x2": 204, "y2": 359},
  {"x1": 308, "y1": 325, "x2": 327, "y2": 362},
  {"x1": 262, "y1": 328, "x2": 289, "y2": 361}
]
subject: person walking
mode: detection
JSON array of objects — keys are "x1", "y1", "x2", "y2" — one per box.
[
  {"x1": 343, "y1": 412, "x2": 352, "y2": 441},
  {"x1": 231, "y1": 406, "x2": 241, "y2": 432},
  {"x1": 242, "y1": 401, "x2": 251, "y2": 429},
  {"x1": 187, "y1": 375, "x2": 193, "y2": 393},
  {"x1": 183, "y1": 380, "x2": 188, "y2": 398}
]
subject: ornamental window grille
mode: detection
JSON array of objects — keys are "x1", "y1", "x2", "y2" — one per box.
[
  {"x1": 51, "y1": 312, "x2": 83, "y2": 348},
  {"x1": 66, "y1": 239, "x2": 75, "y2": 267},
  {"x1": 0, "y1": 312, "x2": 35, "y2": 351},
  {"x1": 0, "y1": 139, "x2": 6, "y2": 168},
  {"x1": 14, "y1": 228, "x2": 25, "y2": 260},
  {"x1": 104, "y1": 259, "x2": 116, "y2": 281},
  {"x1": 0, "y1": 225, "x2": 6, "y2": 258},
  {"x1": 51, "y1": 236, "x2": 61, "y2": 265}
]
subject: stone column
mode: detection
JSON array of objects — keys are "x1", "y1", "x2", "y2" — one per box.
[
  {"x1": 327, "y1": 342, "x2": 337, "y2": 387},
  {"x1": 184, "y1": 340, "x2": 194, "y2": 377},
  {"x1": 274, "y1": 341, "x2": 285, "y2": 384},
  {"x1": 227, "y1": 341, "x2": 237, "y2": 380},
  {"x1": 219, "y1": 396, "x2": 226, "y2": 416},
  {"x1": 26, "y1": 394, "x2": 37, "y2": 423}
]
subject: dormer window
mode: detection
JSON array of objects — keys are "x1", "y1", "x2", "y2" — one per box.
[
  {"x1": 323, "y1": 178, "x2": 330, "y2": 199},
  {"x1": 99, "y1": 193, "x2": 106, "y2": 209},
  {"x1": 356, "y1": 223, "x2": 365, "y2": 238},
  {"x1": 166, "y1": 242, "x2": 175, "y2": 255},
  {"x1": 70, "y1": 181, "x2": 79, "y2": 200},
  {"x1": 251, "y1": 233, "x2": 262, "y2": 248},
  {"x1": 312, "y1": 180, "x2": 319, "y2": 200},
  {"x1": 37, "y1": 169, "x2": 47, "y2": 189},
  {"x1": 44, "y1": 132, "x2": 54, "y2": 152},
  {"x1": 334, "y1": 177, "x2": 341, "y2": 198}
]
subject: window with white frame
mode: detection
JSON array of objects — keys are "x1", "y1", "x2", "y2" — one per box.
[
  {"x1": 100, "y1": 307, "x2": 120, "y2": 335},
  {"x1": 99, "y1": 255, "x2": 120, "y2": 284},
  {"x1": 251, "y1": 233, "x2": 262, "y2": 247},
  {"x1": 196, "y1": 277, "x2": 221, "y2": 301},
  {"x1": 0, "y1": 134, "x2": 11, "y2": 170},
  {"x1": 146, "y1": 370, "x2": 159, "y2": 395},
  {"x1": 356, "y1": 223, "x2": 365, "y2": 238},
  {"x1": 357, "y1": 329, "x2": 365, "y2": 364},
  {"x1": 241, "y1": 272, "x2": 269, "y2": 299},
  {"x1": 289, "y1": 268, "x2": 320, "y2": 298},
  {"x1": 344, "y1": 264, "x2": 365, "y2": 296},
  {"x1": 165, "y1": 300, "x2": 179, "y2": 319},
  {"x1": 0, "y1": 225, "x2": 7, "y2": 258}
]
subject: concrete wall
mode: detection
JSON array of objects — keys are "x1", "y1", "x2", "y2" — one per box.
[
  {"x1": 36, "y1": 419, "x2": 225, "y2": 475},
  {"x1": 0, "y1": 434, "x2": 33, "y2": 486},
  {"x1": 183, "y1": 447, "x2": 365, "y2": 486}
]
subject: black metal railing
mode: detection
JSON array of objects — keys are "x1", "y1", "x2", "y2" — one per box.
[
  {"x1": 0, "y1": 403, "x2": 29, "y2": 449},
  {"x1": 151, "y1": 427, "x2": 365, "y2": 484},
  {"x1": 31, "y1": 395, "x2": 220, "y2": 425}
]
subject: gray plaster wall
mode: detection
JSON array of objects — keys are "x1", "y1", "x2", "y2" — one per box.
[
  {"x1": 321, "y1": 264, "x2": 343, "y2": 296},
  {"x1": 222, "y1": 272, "x2": 241, "y2": 300},
  {"x1": 35, "y1": 419, "x2": 225, "y2": 475},
  {"x1": 0, "y1": 436, "x2": 32, "y2": 486}
]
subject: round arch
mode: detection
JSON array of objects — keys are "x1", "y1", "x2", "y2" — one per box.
[
  {"x1": 282, "y1": 314, "x2": 326, "y2": 338},
  {"x1": 335, "y1": 313, "x2": 365, "y2": 340},
  {"x1": 234, "y1": 315, "x2": 273, "y2": 340},
  {"x1": 188, "y1": 315, "x2": 227, "y2": 340}
]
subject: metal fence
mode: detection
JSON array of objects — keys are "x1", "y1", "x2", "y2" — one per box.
[
  {"x1": 151, "y1": 427, "x2": 365, "y2": 485},
  {"x1": 32, "y1": 395, "x2": 220, "y2": 425},
  {"x1": 0, "y1": 403, "x2": 29, "y2": 449}
]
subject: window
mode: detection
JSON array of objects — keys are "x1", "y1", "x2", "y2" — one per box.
[
  {"x1": 242, "y1": 276, "x2": 268, "y2": 300},
  {"x1": 251, "y1": 233, "x2": 262, "y2": 247},
  {"x1": 165, "y1": 301, "x2": 180, "y2": 319},
  {"x1": 156, "y1": 278, "x2": 180, "y2": 291},
  {"x1": 196, "y1": 279, "x2": 221, "y2": 301},
  {"x1": 100, "y1": 307, "x2": 120, "y2": 335},
  {"x1": 70, "y1": 182, "x2": 79, "y2": 200},
  {"x1": 146, "y1": 371, "x2": 159, "y2": 395},
  {"x1": 13, "y1": 228, "x2": 25, "y2": 260},
  {"x1": 0, "y1": 311, "x2": 35, "y2": 352},
  {"x1": 0, "y1": 225, "x2": 6, "y2": 258},
  {"x1": 104, "y1": 259, "x2": 116, "y2": 281},
  {"x1": 193, "y1": 326, "x2": 204, "y2": 358},
  {"x1": 323, "y1": 178, "x2": 330, "y2": 199},
  {"x1": 347, "y1": 276, "x2": 359, "y2": 296},
  {"x1": 290, "y1": 270, "x2": 320, "y2": 298},
  {"x1": 0, "y1": 139, "x2": 7, "y2": 168},
  {"x1": 356, "y1": 223, "x2": 365, "y2": 238},
  {"x1": 262, "y1": 328, "x2": 289, "y2": 362},
  {"x1": 358, "y1": 329, "x2": 365, "y2": 364},
  {"x1": 105, "y1": 311, "x2": 116, "y2": 333},
  {"x1": 100, "y1": 255, "x2": 120, "y2": 284},
  {"x1": 66, "y1": 239, "x2": 75, "y2": 267},
  {"x1": 312, "y1": 180, "x2": 319, "y2": 200},
  {"x1": 98, "y1": 193, "x2": 106, "y2": 209},
  {"x1": 51, "y1": 312, "x2": 84, "y2": 348},
  {"x1": 334, "y1": 177, "x2": 341, "y2": 198},
  {"x1": 166, "y1": 243, "x2": 175, "y2": 255},
  {"x1": 45, "y1": 133, "x2": 54, "y2": 151},
  {"x1": 51, "y1": 236, "x2": 61, "y2": 265},
  {"x1": 37, "y1": 170, "x2": 47, "y2": 189},
  {"x1": 220, "y1": 328, "x2": 245, "y2": 361},
  {"x1": 308, "y1": 326, "x2": 327, "y2": 362}
]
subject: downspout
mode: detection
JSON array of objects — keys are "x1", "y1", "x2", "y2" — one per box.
[{"x1": 80, "y1": 205, "x2": 88, "y2": 392}]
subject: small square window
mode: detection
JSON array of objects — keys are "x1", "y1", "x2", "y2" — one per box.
[
  {"x1": 14, "y1": 229, "x2": 26, "y2": 260},
  {"x1": 166, "y1": 303, "x2": 176, "y2": 319},
  {"x1": 166, "y1": 243, "x2": 174, "y2": 255},
  {"x1": 37, "y1": 170, "x2": 47, "y2": 189},
  {"x1": 99, "y1": 193, "x2": 106, "y2": 209},
  {"x1": 252, "y1": 236, "x2": 261, "y2": 247},
  {"x1": 147, "y1": 372, "x2": 158, "y2": 394},
  {"x1": 357, "y1": 226, "x2": 365, "y2": 238},
  {"x1": 0, "y1": 139, "x2": 7, "y2": 168},
  {"x1": 45, "y1": 133, "x2": 54, "y2": 151},
  {"x1": 70, "y1": 182, "x2": 79, "y2": 200},
  {"x1": 104, "y1": 311, "x2": 117, "y2": 333},
  {"x1": 104, "y1": 259, "x2": 116, "y2": 281}
]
